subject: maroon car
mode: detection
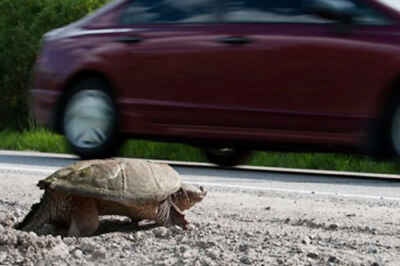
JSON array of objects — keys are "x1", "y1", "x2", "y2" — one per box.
[{"x1": 31, "y1": 0, "x2": 400, "y2": 165}]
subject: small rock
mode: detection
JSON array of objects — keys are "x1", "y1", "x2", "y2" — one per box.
[
  {"x1": 47, "y1": 242, "x2": 69, "y2": 259},
  {"x1": 93, "y1": 247, "x2": 107, "y2": 260},
  {"x1": 0, "y1": 231, "x2": 18, "y2": 245},
  {"x1": 206, "y1": 249, "x2": 220, "y2": 259},
  {"x1": 201, "y1": 257, "x2": 218, "y2": 266},
  {"x1": 265, "y1": 206, "x2": 271, "y2": 211},
  {"x1": 185, "y1": 224, "x2": 196, "y2": 230},
  {"x1": 79, "y1": 239, "x2": 98, "y2": 253},
  {"x1": 153, "y1": 227, "x2": 169, "y2": 238},
  {"x1": 367, "y1": 246, "x2": 378, "y2": 254},
  {"x1": 239, "y1": 244, "x2": 249, "y2": 252},
  {"x1": 197, "y1": 240, "x2": 215, "y2": 249},
  {"x1": 307, "y1": 252, "x2": 319, "y2": 259},
  {"x1": 178, "y1": 245, "x2": 190, "y2": 253},
  {"x1": 0, "y1": 252, "x2": 7, "y2": 262},
  {"x1": 328, "y1": 255, "x2": 340, "y2": 263},
  {"x1": 0, "y1": 213, "x2": 15, "y2": 227},
  {"x1": 240, "y1": 256, "x2": 252, "y2": 264},
  {"x1": 302, "y1": 237, "x2": 310, "y2": 245},
  {"x1": 135, "y1": 231, "x2": 145, "y2": 238},
  {"x1": 244, "y1": 231, "x2": 253, "y2": 237},
  {"x1": 72, "y1": 249, "x2": 83, "y2": 259},
  {"x1": 63, "y1": 237, "x2": 76, "y2": 245},
  {"x1": 328, "y1": 224, "x2": 339, "y2": 230},
  {"x1": 182, "y1": 250, "x2": 193, "y2": 259}
]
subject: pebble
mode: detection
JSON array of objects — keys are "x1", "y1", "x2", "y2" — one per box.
[
  {"x1": 72, "y1": 249, "x2": 83, "y2": 259},
  {"x1": 328, "y1": 255, "x2": 340, "y2": 263},
  {"x1": 197, "y1": 240, "x2": 215, "y2": 249},
  {"x1": 78, "y1": 239, "x2": 98, "y2": 253},
  {"x1": 240, "y1": 255, "x2": 252, "y2": 264},
  {"x1": 307, "y1": 252, "x2": 319, "y2": 259},
  {"x1": 206, "y1": 248, "x2": 220, "y2": 259},
  {"x1": 93, "y1": 247, "x2": 107, "y2": 259},
  {"x1": 153, "y1": 227, "x2": 169, "y2": 238},
  {"x1": 47, "y1": 242, "x2": 69, "y2": 259},
  {"x1": 244, "y1": 231, "x2": 253, "y2": 237},
  {"x1": 239, "y1": 244, "x2": 249, "y2": 252},
  {"x1": 63, "y1": 237, "x2": 75, "y2": 245},
  {"x1": 367, "y1": 246, "x2": 378, "y2": 254},
  {"x1": 328, "y1": 224, "x2": 339, "y2": 230},
  {"x1": 135, "y1": 231, "x2": 145, "y2": 239},
  {"x1": 200, "y1": 257, "x2": 217, "y2": 266},
  {"x1": 0, "y1": 252, "x2": 7, "y2": 262},
  {"x1": 182, "y1": 250, "x2": 193, "y2": 259},
  {"x1": 301, "y1": 237, "x2": 310, "y2": 245}
]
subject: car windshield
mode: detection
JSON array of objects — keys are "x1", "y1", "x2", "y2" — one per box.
[{"x1": 376, "y1": 0, "x2": 400, "y2": 13}]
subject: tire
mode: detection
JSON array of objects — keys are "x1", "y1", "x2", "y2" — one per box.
[
  {"x1": 389, "y1": 104, "x2": 400, "y2": 157},
  {"x1": 204, "y1": 147, "x2": 251, "y2": 167},
  {"x1": 61, "y1": 78, "x2": 120, "y2": 159}
]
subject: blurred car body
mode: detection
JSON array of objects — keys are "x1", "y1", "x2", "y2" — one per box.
[{"x1": 30, "y1": 0, "x2": 400, "y2": 165}]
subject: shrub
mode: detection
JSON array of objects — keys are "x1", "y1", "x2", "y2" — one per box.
[{"x1": 0, "y1": 0, "x2": 109, "y2": 130}]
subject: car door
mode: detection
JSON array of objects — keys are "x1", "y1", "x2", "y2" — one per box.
[
  {"x1": 112, "y1": 0, "x2": 250, "y2": 136},
  {"x1": 217, "y1": 0, "x2": 398, "y2": 143}
]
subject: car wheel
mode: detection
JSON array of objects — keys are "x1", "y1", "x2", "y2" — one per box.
[
  {"x1": 61, "y1": 78, "x2": 120, "y2": 159},
  {"x1": 390, "y1": 104, "x2": 400, "y2": 157},
  {"x1": 204, "y1": 147, "x2": 251, "y2": 167}
]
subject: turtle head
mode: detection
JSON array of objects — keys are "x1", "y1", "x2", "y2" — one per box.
[{"x1": 172, "y1": 183, "x2": 207, "y2": 211}]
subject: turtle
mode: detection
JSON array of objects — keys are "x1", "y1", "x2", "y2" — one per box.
[{"x1": 15, "y1": 158, "x2": 207, "y2": 237}]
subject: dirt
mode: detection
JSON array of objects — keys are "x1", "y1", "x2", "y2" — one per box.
[{"x1": 1, "y1": 175, "x2": 400, "y2": 265}]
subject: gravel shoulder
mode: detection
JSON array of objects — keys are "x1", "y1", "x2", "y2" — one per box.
[{"x1": 1, "y1": 172, "x2": 400, "y2": 266}]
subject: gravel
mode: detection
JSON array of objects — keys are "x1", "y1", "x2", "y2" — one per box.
[{"x1": 1, "y1": 180, "x2": 400, "y2": 265}]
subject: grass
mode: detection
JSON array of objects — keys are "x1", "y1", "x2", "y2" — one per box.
[{"x1": 0, "y1": 128, "x2": 398, "y2": 175}]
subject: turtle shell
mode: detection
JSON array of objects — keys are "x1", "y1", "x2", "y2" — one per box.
[{"x1": 38, "y1": 159, "x2": 181, "y2": 204}]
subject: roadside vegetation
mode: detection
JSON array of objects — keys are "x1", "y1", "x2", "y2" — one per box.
[
  {"x1": 1, "y1": 128, "x2": 397, "y2": 174},
  {"x1": 0, "y1": 0, "x2": 110, "y2": 129}
]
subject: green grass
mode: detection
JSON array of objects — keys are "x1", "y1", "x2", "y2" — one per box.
[{"x1": 0, "y1": 128, "x2": 398, "y2": 174}]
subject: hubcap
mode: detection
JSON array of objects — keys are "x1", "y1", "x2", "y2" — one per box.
[
  {"x1": 63, "y1": 90, "x2": 115, "y2": 149},
  {"x1": 208, "y1": 147, "x2": 236, "y2": 156}
]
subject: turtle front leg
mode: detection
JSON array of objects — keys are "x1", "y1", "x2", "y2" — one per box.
[
  {"x1": 156, "y1": 198, "x2": 189, "y2": 230},
  {"x1": 68, "y1": 197, "x2": 99, "y2": 237}
]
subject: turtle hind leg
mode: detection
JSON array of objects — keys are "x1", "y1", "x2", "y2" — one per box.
[
  {"x1": 68, "y1": 197, "x2": 99, "y2": 237},
  {"x1": 156, "y1": 198, "x2": 189, "y2": 230},
  {"x1": 15, "y1": 191, "x2": 52, "y2": 232}
]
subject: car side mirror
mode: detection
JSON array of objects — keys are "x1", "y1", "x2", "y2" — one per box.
[{"x1": 305, "y1": 0, "x2": 358, "y2": 24}]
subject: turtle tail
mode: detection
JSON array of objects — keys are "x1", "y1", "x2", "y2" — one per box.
[{"x1": 14, "y1": 191, "x2": 52, "y2": 231}]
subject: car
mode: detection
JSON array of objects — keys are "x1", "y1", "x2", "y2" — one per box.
[{"x1": 30, "y1": 0, "x2": 400, "y2": 166}]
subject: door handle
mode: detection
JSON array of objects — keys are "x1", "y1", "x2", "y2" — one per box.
[
  {"x1": 114, "y1": 36, "x2": 143, "y2": 44},
  {"x1": 218, "y1": 36, "x2": 251, "y2": 45}
]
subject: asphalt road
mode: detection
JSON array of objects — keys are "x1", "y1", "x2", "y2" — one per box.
[{"x1": 1, "y1": 150, "x2": 400, "y2": 201}]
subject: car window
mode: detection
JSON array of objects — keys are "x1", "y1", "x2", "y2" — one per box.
[
  {"x1": 120, "y1": 0, "x2": 217, "y2": 24},
  {"x1": 376, "y1": 0, "x2": 400, "y2": 13},
  {"x1": 222, "y1": 0, "x2": 390, "y2": 25}
]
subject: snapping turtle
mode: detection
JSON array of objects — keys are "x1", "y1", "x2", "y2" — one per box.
[{"x1": 16, "y1": 159, "x2": 206, "y2": 236}]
